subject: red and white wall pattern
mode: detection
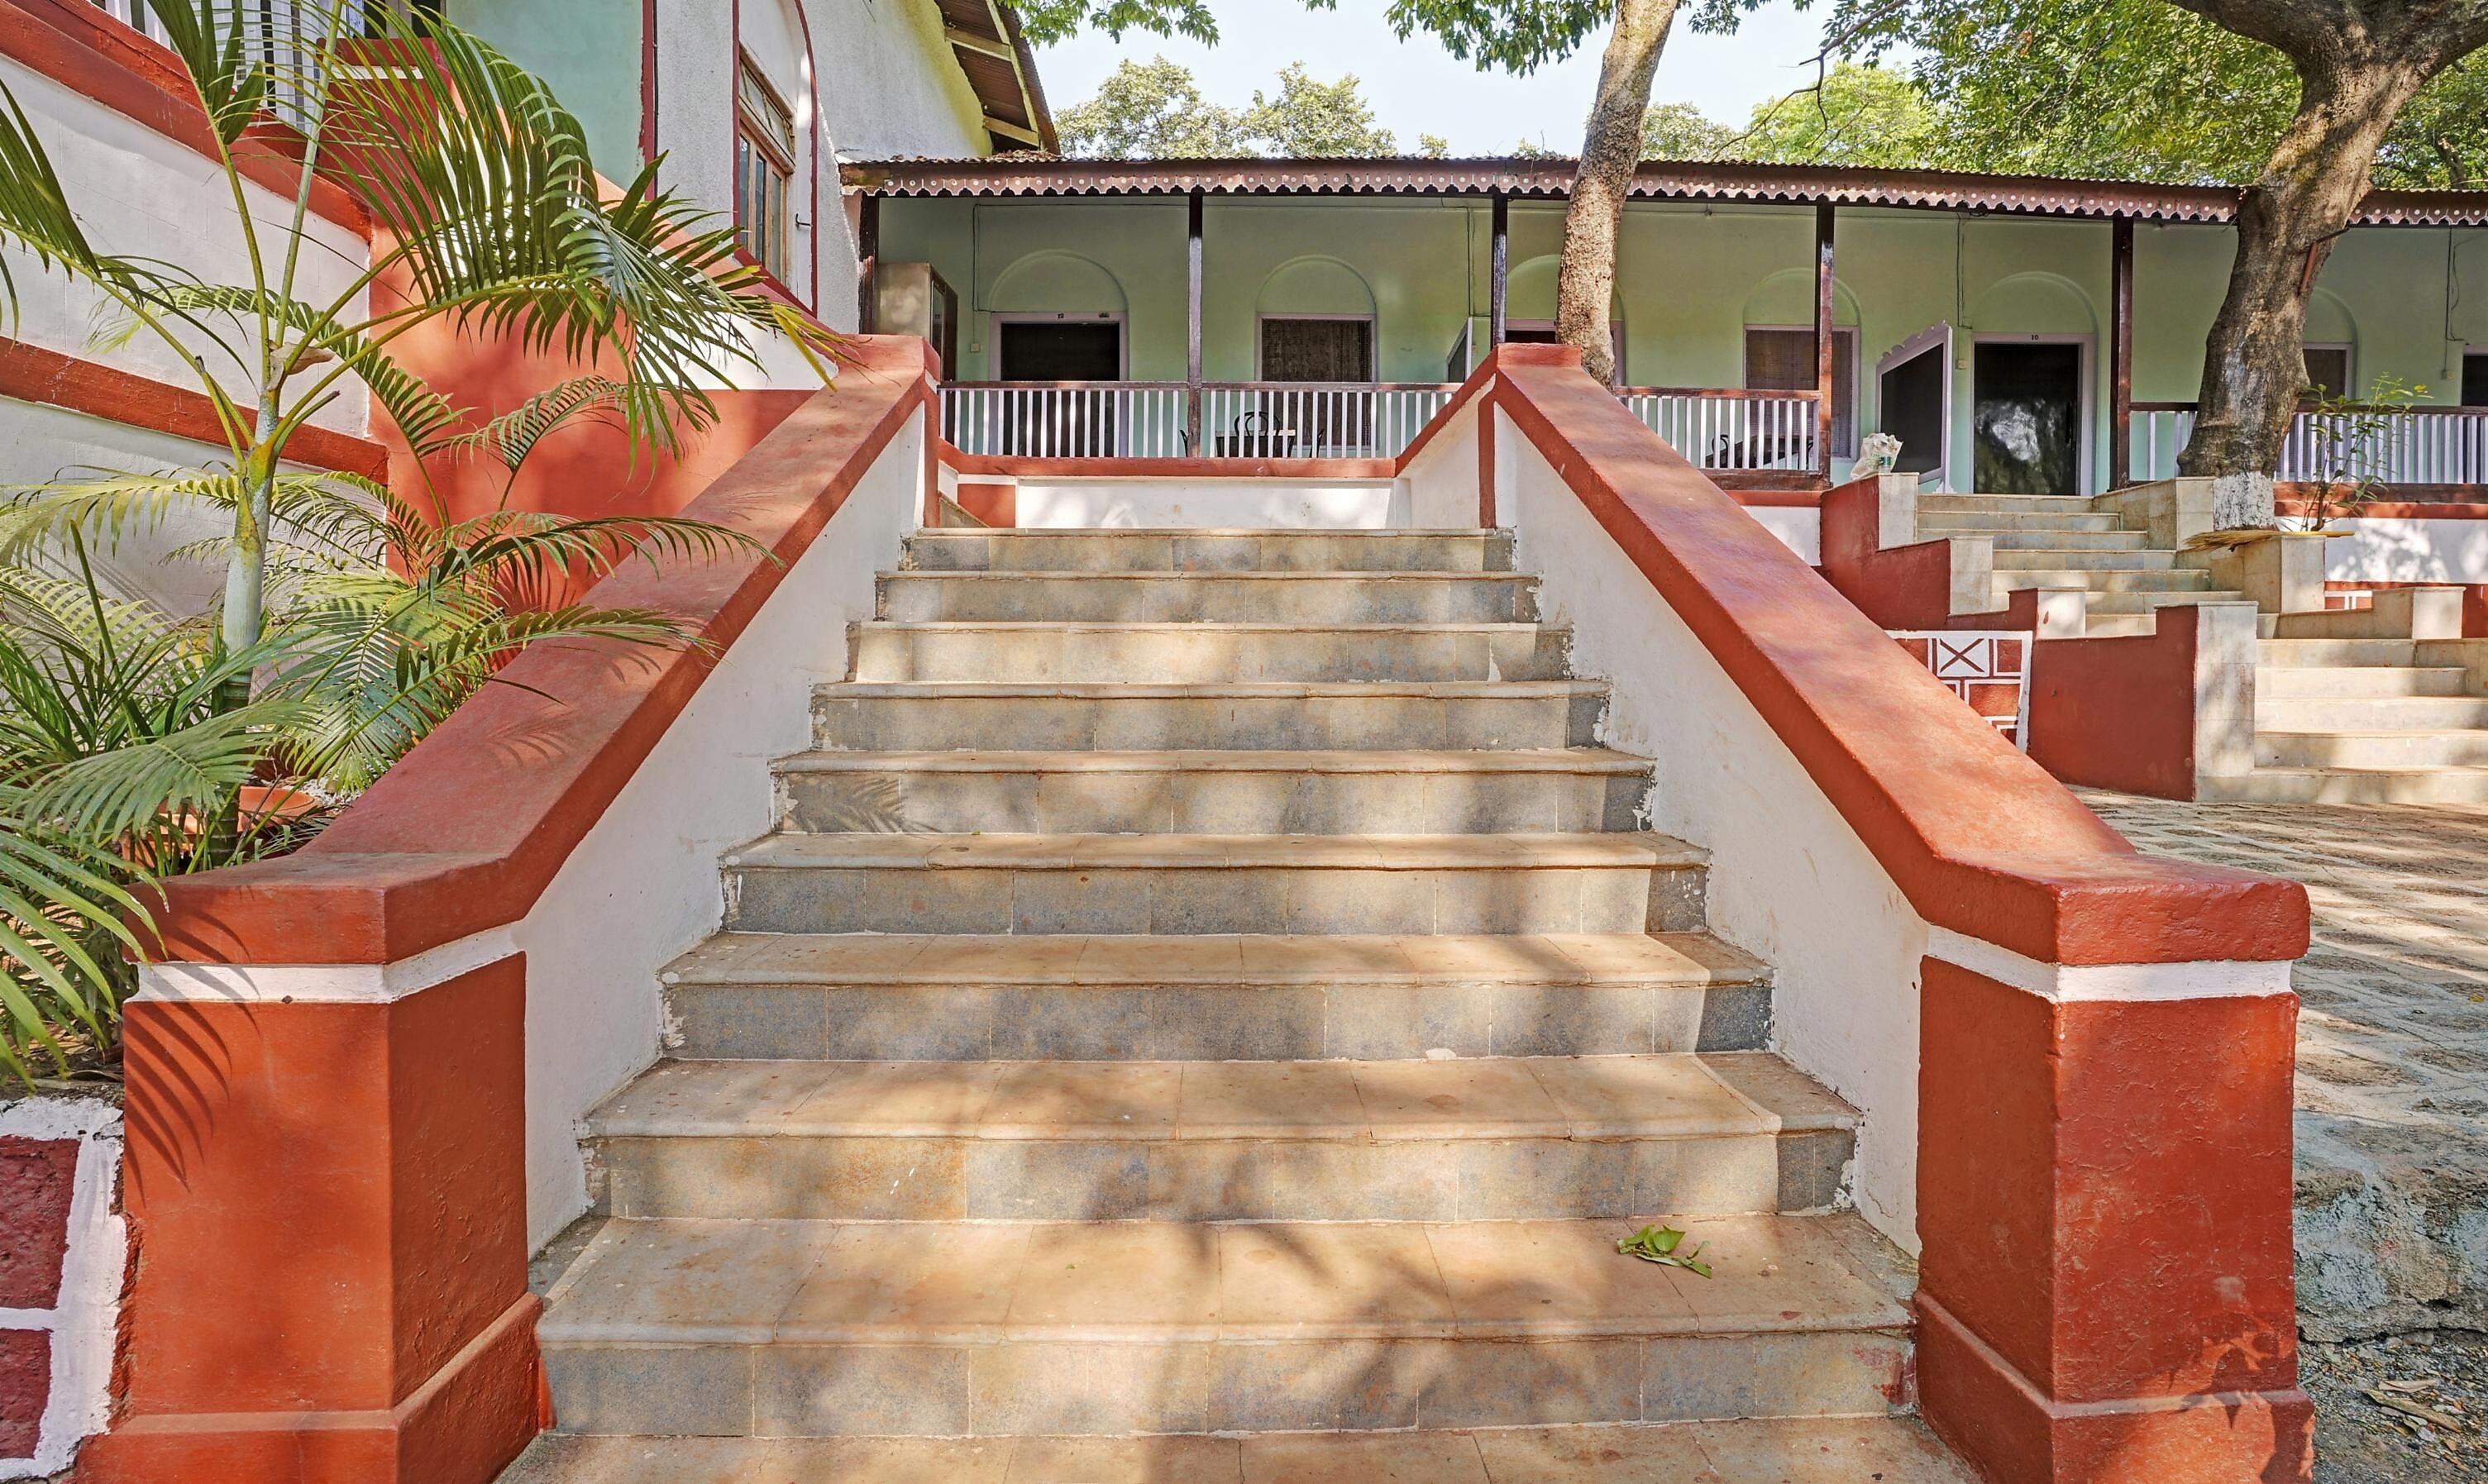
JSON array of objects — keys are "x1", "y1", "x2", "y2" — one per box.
[{"x1": 0, "y1": 1097, "x2": 124, "y2": 1479}]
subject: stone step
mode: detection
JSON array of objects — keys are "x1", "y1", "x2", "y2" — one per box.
[
  {"x1": 1978, "y1": 529, "x2": 2154, "y2": 551},
  {"x1": 661, "y1": 933, "x2": 1774, "y2": 1062},
  {"x1": 2257, "y1": 666, "x2": 2474, "y2": 699},
  {"x1": 535, "y1": 1212, "x2": 1915, "y2": 1438},
  {"x1": 812, "y1": 680, "x2": 1610, "y2": 752},
  {"x1": 2255, "y1": 696, "x2": 2488, "y2": 731},
  {"x1": 2256, "y1": 638, "x2": 2424, "y2": 668},
  {"x1": 774, "y1": 749, "x2": 1651, "y2": 836},
  {"x1": 1989, "y1": 565, "x2": 2219, "y2": 593},
  {"x1": 1917, "y1": 510, "x2": 2125, "y2": 533},
  {"x1": 905, "y1": 528, "x2": 1516, "y2": 573},
  {"x1": 1917, "y1": 494, "x2": 2099, "y2": 513},
  {"x1": 848, "y1": 623, "x2": 1574, "y2": 684},
  {"x1": 2074, "y1": 589, "x2": 2251, "y2": 615},
  {"x1": 2200, "y1": 765, "x2": 2488, "y2": 805},
  {"x1": 879, "y1": 571, "x2": 1540, "y2": 624},
  {"x1": 504, "y1": 1415, "x2": 1979, "y2": 1484},
  {"x1": 1989, "y1": 548, "x2": 2176, "y2": 572},
  {"x1": 585, "y1": 1052, "x2": 1858, "y2": 1223},
  {"x1": 2256, "y1": 728, "x2": 2488, "y2": 769},
  {"x1": 721, "y1": 833, "x2": 1709, "y2": 937}
]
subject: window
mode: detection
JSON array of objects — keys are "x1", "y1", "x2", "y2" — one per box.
[
  {"x1": 1258, "y1": 317, "x2": 1373, "y2": 383},
  {"x1": 2303, "y1": 344, "x2": 2352, "y2": 400},
  {"x1": 1745, "y1": 327, "x2": 1858, "y2": 459},
  {"x1": 2463, "y1": 352, "x2": 2487, "y2": 408},
  {"x1": 734, "y1": 54, "x2": 797, "y2": 284}
]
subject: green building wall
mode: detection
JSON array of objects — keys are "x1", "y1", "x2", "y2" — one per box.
[
  {"x1": 881, "y1": 195, "x2": 2488, "y2": 492},
  {"x1": 448, "y1": 0, "x2": 646, "y2": 181}
]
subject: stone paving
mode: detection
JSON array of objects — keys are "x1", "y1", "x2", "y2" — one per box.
[{"x1": 2081, "y1": 790, "x2": 2488, "y2": 1342}]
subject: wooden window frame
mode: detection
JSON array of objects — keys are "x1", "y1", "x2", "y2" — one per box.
[
  {"x1": 2301, "y1": 341, "x2": 2355, "y2": 402},
  {"x1": 1254, "y1": 313, "x2": 1378, "y2": 383},
  {"x1": 734, "y1": 48, "x2": 798, "y2": 286},
  {"x1": 1743, "y1": 322, "x2": 1860, "y2": 460}
]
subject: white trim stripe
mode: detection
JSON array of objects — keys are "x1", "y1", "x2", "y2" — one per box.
[
  {"x1": 1927, "y1": 927, "x2": 2295, "y2": 1003},
  {"x1": 132, "y1": 926, "x2": 521, "y2": 1006}
]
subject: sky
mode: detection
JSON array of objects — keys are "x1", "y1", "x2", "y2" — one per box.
[{"x1": 1030, "y1": 1, "x2": 1860, "y2": 157}]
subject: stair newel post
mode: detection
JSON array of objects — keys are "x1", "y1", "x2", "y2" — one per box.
[
  {"x1": 1187, "y1": 188, "x2": 1205, "y2": 455},
  {"x1": 1815, "y1": 202, "x2": 1836, "y2": 484}
]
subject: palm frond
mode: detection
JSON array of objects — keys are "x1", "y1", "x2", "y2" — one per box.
[
  {"x1": 20, "y1": 698, "x2": 308, "y2": 845},
  {"x1": 437, "y1": 375, "x2": 633, "y2": 471},
  {"x1": 144, "y1": 0, "x2": 275, "y2": 149}
]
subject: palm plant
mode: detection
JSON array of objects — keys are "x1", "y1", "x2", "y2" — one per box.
[{"x1": 0, "y1": 0, "x2": 837, "y2": 1083}]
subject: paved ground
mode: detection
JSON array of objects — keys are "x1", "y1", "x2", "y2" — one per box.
[{"x1": 2083, "y1": 791, "x2": 2488, "y2": 1343}]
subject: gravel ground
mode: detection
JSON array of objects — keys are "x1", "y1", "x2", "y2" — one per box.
[{"x1": 2309, "y1": 1330, "x2": 2488, "y2": 1482}]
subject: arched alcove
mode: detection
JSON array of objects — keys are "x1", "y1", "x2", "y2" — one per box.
[
  {"x1": 2301, "y1": 289, "x2": 2361, "y2": 396},
  {"x1": 1505, "y1": 255, "x2": 1625, "y2": 327},
  {"x1": 1254, "y1": 256, "x2": 1378, "y2": 318},
  {"x1": 1740, "y1": 270, "x2": 1862, "y2": 459},
  {"x1": 1968, "y1": 270, "x2": 2099, "y2": 336},
  {"x1": 987, "y1": 252, "x2": 1130, "y2": 315},
  {"x1": 1741, "y1": 268, "x2": 1862, "y2": 328}
]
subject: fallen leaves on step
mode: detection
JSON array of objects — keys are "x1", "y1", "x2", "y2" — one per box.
[{"x1": 1616, "y1": 1224, "x2": 1712, "y2": 1278}]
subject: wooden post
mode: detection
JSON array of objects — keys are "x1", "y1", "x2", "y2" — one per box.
[
  {"x1": 1187, "y1": 189, "x2": 1205, "y2": 454},
  {"x1": 1490, "y1": 193, "x2": 1509, "y2": 349},
  {"x1": 2111, "y1": 215, "x2": 2135, "y2": 492},
  {"x1": 857, "y1": 193, "x2": 880, "y2": 333},
  {"x1": 1815, "y1": 202, "x2": 1836, "y2": 483}
]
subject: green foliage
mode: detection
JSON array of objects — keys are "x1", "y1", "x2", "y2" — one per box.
[
  {"x1": 1736, "y1": 62, "x2": 1942, "y2": 167},
  {"x1": 1617, "y1": 1224, "x2": 1712, "y2": 1277},
  {"x1": 1640, "y1": 102, "x2": 1737, "y2": 160},
  {"x1": 1244, "y1": 63, "x2": 1399, "y2": 156},
  {"x1": 1058, "y1": 58, "x2": 1400, "y2": 158},
  {"x1": 2290, "y1": 376, "x2": 2429, "y2": 529}
]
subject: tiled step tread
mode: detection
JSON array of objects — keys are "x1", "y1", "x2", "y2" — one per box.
[
  {"x1": 585, "y1": 1052, "x2": 1856, "y2": 1143},
  {"x1": 504, "y1": 1415, "x2": 1977, "y2": 1482},
  {"x1": 818, "y1": 680, "x2": 1611, "y2": 700},
  {"x1": 666, "y1": 932, "x2": 1770, "y2": 989},
  {"x1": 724, "y1": 832, "x2": 1704, "y2": 872},
  {"x1": 776, "y1": 748, "x2": 1653, "y2": 777},
  {"x1": 2256, "y1": 666, "x2": 2472, "y2": 698},
  {"x1": 536, "y1": 1210, "x2": 1913, "y2": 1346}
]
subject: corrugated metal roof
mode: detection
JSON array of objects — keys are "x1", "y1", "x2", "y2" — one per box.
[{"x1": 841, "y1": 155, "x2": 2488, "y2": 226}]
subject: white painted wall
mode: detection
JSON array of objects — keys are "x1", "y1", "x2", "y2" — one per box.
[
  {"x1": 1397, "y1": 398, "x2": 1483, "y2": 530},
  {"x1": 2326, "y1": 518, "x2": 2488, "y2": 585},
  {"x1": 1743, "y1": 506, "x2": 1821, "y2": 565},
  {"x1": 1015, "y1": 477, "x2": 1409, "y2": 529},
  {"x1": 0, "y1": 1097, "x2": 124, "y2": 1481},
  {"x1": 0, "y1": 56, "x2": 370, "y2": 439},
  {"x1": 809, "y1": 0, "x2": 988, "y2": 160},
  {"x1": 510, "y1": 406, "x2": 924, "y2": 1242},
  {"x1": 1484, "y1": 406, "x2": 1928, "y2": 1249}
]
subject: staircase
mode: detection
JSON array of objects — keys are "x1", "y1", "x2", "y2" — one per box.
[
  {"x1": 2215, "y1": 637, "x2": 2488, "y2": 803},
  {"x1": 1914, "y1": 492, "x2": 2245, "y2": 635},
  {"x1": 503, "y1": 527, "x2": 1972, "y2": 1482}
]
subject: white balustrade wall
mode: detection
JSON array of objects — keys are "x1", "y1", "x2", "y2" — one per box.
[
  {"x1": 1622, "y1": 391, "x2": 1822, "y2": 474},
  {"x1": 2132, "y1": 407, "x2": 2488, "y2": 488}
]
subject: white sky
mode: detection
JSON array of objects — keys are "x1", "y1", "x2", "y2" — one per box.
[{"x1": 1031, "y1": 0, "x2": 1851, "y2": 156}]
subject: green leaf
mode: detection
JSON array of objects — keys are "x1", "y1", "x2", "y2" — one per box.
[{"x1": 1617, "y1": 1224, "x2": 1712, "y2": 1277}]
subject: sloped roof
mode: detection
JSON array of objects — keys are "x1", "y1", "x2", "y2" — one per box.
[
  {"x1": 843, "y1": 154, "x2": 2488, "y2": 226},
  {"x1": 932, "y1": 1, "x2": 1056, "y2": 155}
]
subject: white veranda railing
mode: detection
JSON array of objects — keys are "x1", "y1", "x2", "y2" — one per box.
[{"x1": 2132, "y1": 404, "x2": 2488, "y2": 487}]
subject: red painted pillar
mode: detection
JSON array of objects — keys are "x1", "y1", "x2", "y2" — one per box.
[
  {"x1": 1916, "y1": 959, "x2": 2312, "y2": 1484},
  {"x1": 81, "y1": 961, "x2": 541, "y2": 1484}
]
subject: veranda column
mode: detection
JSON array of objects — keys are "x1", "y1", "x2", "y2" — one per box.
[
  {"x1": 857, "y1": 193, "x2": 880, "y2": 333},
  {"x1": 1490, "y1": 192, "x2": 1509, "y2": 349},
  {"x1": 1187, "y1": 189, "x2": 1205, "y2": 452},
  {"x1": 1816, "y1": 202, "x2": 1836, "y2": 482},
  {"x1": 2111, "y1": 215, "x2": 2135, "y2": 491}
]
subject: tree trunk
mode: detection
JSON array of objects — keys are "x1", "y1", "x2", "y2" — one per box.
[
  {"x1": 2178, "y1": 60, "x2": 2428, "y2": 499},
  {"x1": 1556, "y1": 0, "x2": 1679, "y2": 385}
]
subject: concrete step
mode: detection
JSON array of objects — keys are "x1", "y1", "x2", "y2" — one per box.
[
  {"x1": 2257, "y1": 666, "x2": 2474, "y2": 699},
  {"x1": 535, "y1": 1211, "x2": 1915, "y2": 1438},
  {"x1": 504, "y1": 1415, "x2": 1979, "y2": 1484},
  {"x1": 1977, "y1": 529, "x2": 2154, "y2": 551},
  {"x1": 1917, "y1": 494, "x2": 2099, "y2": 513},
  {"x1": 812, "y1": 680, "x2": 1610, "y2": 752},
  {"x1": 879, "y1": 571, "x2": 1540, "y2": 624},
  {"x1": 584, "y1": 1052, "x2": 1858, "y2": 1223},
  {"x1": 722, "y1": 833, "x2": 1709, "y2": 937},
  {"x1": 1989, "y1": 566, "x2": 2218, "y2": 593},
  {"x1": 774, "y1": 748, "x2": 1651, "y2": 836},
  {"x1": 2075, "y1": 589, "x2": 2252, "y2": 615},
  {"x1": 848, "y1": 623, "x2": 1574, "y2": 684},
  {"x1": 905, "y1": 528, "x2": 1516, "y2": 573},
  {"x1": 2201, "y1": 765, "x2": 2488, "y2": 805},
  {"x1": 2256, "y1": 728, "x2": 2488, "y2": 769},
  {"x1": 2255, "y1": 638, "x2": 2424, "y2": 668},
  {"x1": 661, "y1": 932, "x2": 1774, "y2": 1062},
  {"x1": 1989, "y1": 548, "x2": 2176, "y2": 572},
  {"x1": 2254, "y1": 696, "x2": 2488, "y2": 731},
  {"x1": 1917, "y1": 510, "x2": 2125, "y2": 533}
]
